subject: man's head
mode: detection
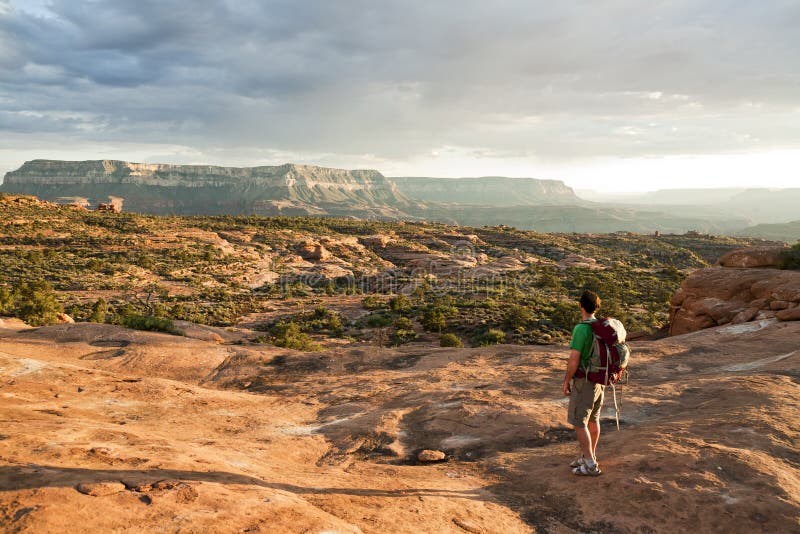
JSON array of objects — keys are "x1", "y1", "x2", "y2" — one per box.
[{"x1": 579, "y1": 290, "x2": 601, "y2": 315}]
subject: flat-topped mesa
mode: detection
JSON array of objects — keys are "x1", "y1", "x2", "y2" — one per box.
[
  {"x1": 4, "y1": 160, "x2": 395, "y2": 190},
  {"x1": 391, "y1": 176, "x2": 580, "y2": 205},
  {"x1": 2, "y1": 160, "x2": 412, "y2": 216}
]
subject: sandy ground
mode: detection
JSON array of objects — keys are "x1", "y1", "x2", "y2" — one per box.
[{"x1": 0, "y1": 319, "x2": 798, "y2": 533}]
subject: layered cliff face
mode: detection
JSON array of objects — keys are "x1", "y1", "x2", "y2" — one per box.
[
  {"x1": 2, "y1": 160, "x2": 415, "y2": 217},
  {"x1": 0, "y1": 160, "x2": 753, "y2": 233},
  {"x1": 392, "y1": 176, "x2": 580, "y2": 205}
]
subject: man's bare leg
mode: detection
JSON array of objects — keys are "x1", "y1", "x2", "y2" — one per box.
[
  {"x1": 588, "y1": 420, "x2": 600, "y2": 460},
  {"x1": 574, "y1": 426, "x2": 595, "y2": 463}
]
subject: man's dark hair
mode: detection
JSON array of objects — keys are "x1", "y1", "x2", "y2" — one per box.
[{"x1": 580, "y1": 290, "x2": 601, "y2": 314}]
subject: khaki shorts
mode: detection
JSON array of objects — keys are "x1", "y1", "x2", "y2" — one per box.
[{"x1": 568, "y1": 378, "x2": 605, "y2": 428}]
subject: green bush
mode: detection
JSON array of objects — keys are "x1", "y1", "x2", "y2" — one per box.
[
  {"x1": 361, "y1": 295, "x2": 385, "y2": 310},
  {"x1": 366, "y1": 313, "x2": 393, "y2": 328},
  {"x1": 549, "y1": 301, "x2": 581, "y2": 332},
  {"x1": 504, "y1": 304, "x2": 532, "y2": 329},
  {"x1": 13, "y1": 280, "x2": 63, "y2": 326},
  {"x1": 421, "y1": 309, "x2": 446, "y2": 332},
  {"x1": 479, "y1": 328, "x2": 506, "y2": 346},
  {"x1": 481, "y1": 298, "x2": 497, "y2": 309},
  {"x1": 440, "y1": 333, "x2": 463, "y2": 348},
  {"x1": 88, "y1": 298, "x2": 108, "y2": 323},
  {"x1": 388, "y1": 294, "x2": 411, "y2": 312},
  {"x1": 262, "y1": 307, "x2": 347, "y2": 337},
  {"x1": 122, "y1": 313, "x2": 183, "y2": 335},
  {"x1": 0, "y1": 286, "x2": 12, "y2": 315},
  {"x1": 392, "y1": 328, "x2": 418, "y2": 345},
  {"x1": 270, "y1": 320, "x2": 322, "y2": 351},
  {"x1": 326, "y1": 313, "x2": 344, "y2": 336},
  {"x1": 394, "y1": 316, "x2": 414, "y2": 330}
]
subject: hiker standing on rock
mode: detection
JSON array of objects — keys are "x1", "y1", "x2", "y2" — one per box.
[{"x1": 562, "y1": 290, "x2": 604, "y2": 476}]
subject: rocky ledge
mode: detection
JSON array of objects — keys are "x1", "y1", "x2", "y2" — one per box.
[{"x1": 669, "y1": 246, "x2": 800, "y2": 335}]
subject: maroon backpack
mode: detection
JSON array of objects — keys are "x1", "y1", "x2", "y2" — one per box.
[{"x1": 575, "y1": 317, "x2": 630, "y2": 385}]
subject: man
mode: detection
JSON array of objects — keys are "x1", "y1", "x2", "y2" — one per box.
[{"x1": 561, "y1": 290, "x2": 604, "y2": 476}]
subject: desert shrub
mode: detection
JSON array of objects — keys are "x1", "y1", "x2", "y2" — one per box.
[
  {"x1": 88, "y1": 298, "x2": 108, "y2": 323},
  {"x1": 411, "y1": 284, "x2": 429, "y2": 301},
  {"x1": 325, "y1": 313, "x2": 344, "y2": 336},
  {"x1": 0, "y1": 286, "x2": 12, "y2": 315},
  {"x1": 599, "y1": 298, "x2": 627, "y2": 322},
  {"x1": 13, "y1": 280, "x2": 63, "y2": 326},
  {"x1": 504, "y1": 304, "x2": 533, "y2": 329},
  {"x1": 549, "y1": 301, "x2": 581, "y2": 332},
  {"x1": 388, "y1": 294, "x2": 411, "y2": 312},
  {"x1": 270, "y1": 320, "x2": 322, "y2": 351},
  {"x1": 421, "y1": 309, "x2": 446, "y2": 332},
  {"x1": 122, "y1": 313, "x2": 183, "y2": 335},
  {"x1": 394, "y1": 316, "x2": 414, "y2": 330},
  {"x1": 660, "y1": 264, "x2": 685, "y2": 283},
  {"x1": 261, "y1": 306, "x2": 345, "y2": 337},
  {"x1": 779, "y1": 244, "x2": 800, "y2": 270},
  {"x1": 479, "y1": 328, "x2": 506, "y2": 346},
  {"x1": 536, "y1": 269, "x2": 562, "y2": 290},
  {"x1": 362, "y1": 295, "x2": 385, "y2": 310},
  {"x1": 366, "y1": 313, "x2": 393, "y2": 328},
  {"x1": 392, "y1": 328, "x2": 418, "y2": 345},
  {"x1": 281, "y1": 281, "x2": 310, "y2": 299},
  {"x1": 440, "y1": 333, "x2": 463, "y2": 348},
  {"x1": 420, "y1": 300, "x2": 457, "y2": 332}
]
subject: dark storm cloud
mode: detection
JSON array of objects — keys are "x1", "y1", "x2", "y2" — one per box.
[{"x1": 1, "y1": 0, "x2": 799, "y2": 161}]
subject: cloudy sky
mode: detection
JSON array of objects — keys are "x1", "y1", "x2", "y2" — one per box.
[{"x1": 1, "y1": 0, "x2": 798, "y2": 191}]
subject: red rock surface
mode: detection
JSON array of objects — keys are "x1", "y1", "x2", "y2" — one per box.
[
  {"x1": 1, "y1": 319, "x2": 799, "y2": 532},
  {"x1": 716, "y1": 246, "x2": 788, "y2": 268},
  {"x1": 670, "y1": 246, "x2": 800, "y2": 336}
]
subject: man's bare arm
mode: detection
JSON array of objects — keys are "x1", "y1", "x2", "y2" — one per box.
[{"x1": 562, "y1": 349, "x2": 581, "y2": 396}]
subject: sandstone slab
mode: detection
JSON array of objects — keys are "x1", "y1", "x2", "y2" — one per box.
[
  {"x1": 669, "y1": 265, "x2": 800, "y2": 335},
  {"x1": 717, "y1": 246, "x2": 788, "y2": 268},
  {"x1": 76, "y1": 481, "x2": 126, "y2": 497},
  {"x1": 417, "y1": 450, "x2": 446, "y2": 462},
  {"x1": 776, "y1": 307, "x2": 800, "y2": 321}
]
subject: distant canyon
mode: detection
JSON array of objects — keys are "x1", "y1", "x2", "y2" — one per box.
[{"x1": 2, "y1": 159, "x2": 798, "y2": 239}]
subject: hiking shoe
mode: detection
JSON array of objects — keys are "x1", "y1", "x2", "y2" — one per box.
[
  {"x1": 569, "y1": 456, "x2": 600, "y2": 469},
  {"x1": 572, "y1": 463, "x2": 602, "y2": 476},
  {"x1": 570, "y1": 456, "x2": 586, "y2": 468}
]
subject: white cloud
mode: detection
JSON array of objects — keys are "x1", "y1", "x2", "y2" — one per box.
[{"x1": 0, "y1": 1, "x2": 799, "y2": 189}]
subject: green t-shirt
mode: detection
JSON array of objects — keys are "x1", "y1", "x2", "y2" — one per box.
[{"x1": 570, "y1": 319, "x2": 597, "y2": 369}]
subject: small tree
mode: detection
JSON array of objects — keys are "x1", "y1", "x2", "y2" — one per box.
[
  {"x1": 0, "y1": 286, "x2": 13, "y2": 315},
  {"x1": 504, "y1": 304, "x2": 532, "y2": 329},
  {"x1": 88, "y1": 298, "x2": 108, "y2": 323},
  {"x1": 362, "y1": 295, "x2": 385, "y2": 310},
  {"x1": 392, "y1": 327, "x2": 418, "y2": 345},
  {"x1": 14, "y1": 280, "x2": 63, "y2": 326},
  {"x1": 394, "y1": 317, "x2": 414, "y2": 330},
  {"x1": 327, "y1": 314, "x2": 344, "y2": 336},
  {"x1": 271, "y1": 320, "x2": 321, "y2": 351},
  {"x1": 388, "y1": 294, "x2": 411, "y2": 312},
  {"x1": 422, "y1": 309, "x2": 446, "y2": 332}
]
